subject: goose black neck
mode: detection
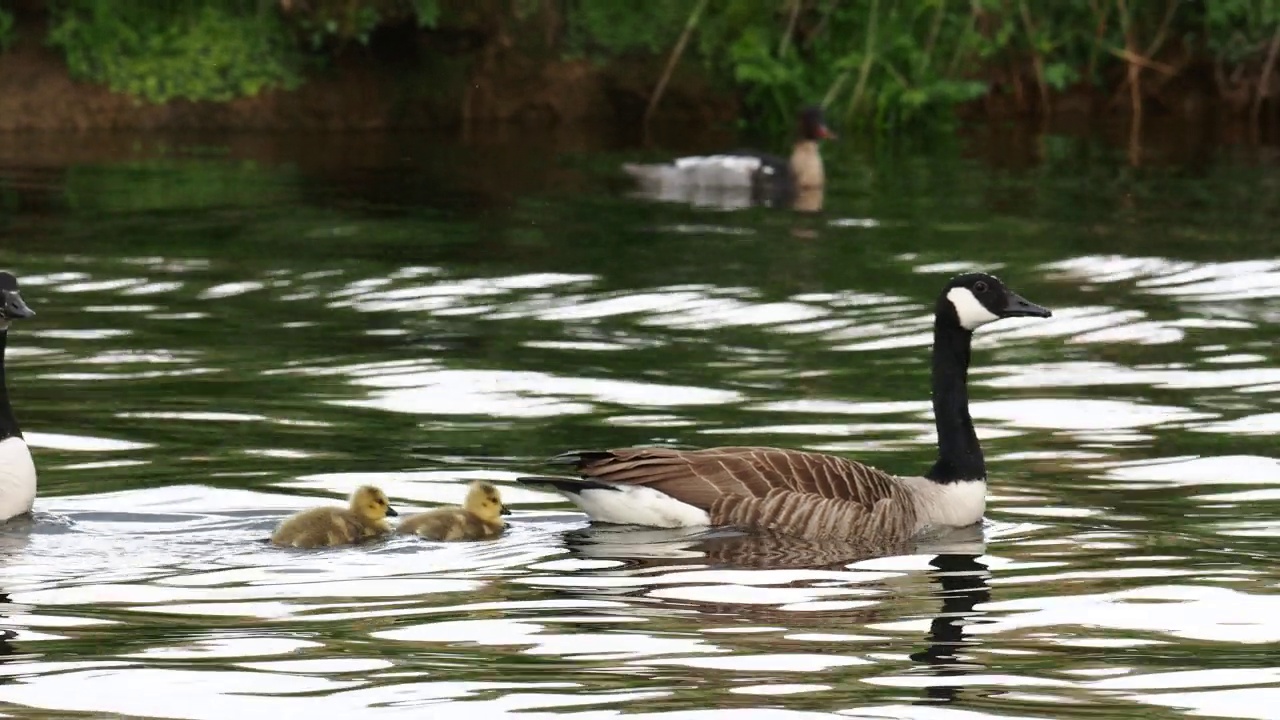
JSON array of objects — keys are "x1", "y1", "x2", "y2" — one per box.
[
  {"x1": 0, "y1": 330, "x2": 19, "y2": 441},
  {"x1": 925, "y1": 317, "x2": 984, "y2": 483}
]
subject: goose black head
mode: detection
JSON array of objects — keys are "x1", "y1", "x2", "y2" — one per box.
[
  {"x1": 799, "y1": 106, "x2": 836, "y2": 141},
  {"x1": 939, "y1": 273, "x2": 1051, "y2": 332},
  {"x1": 0, "y1": 272, "x2": 34, "y2": 324}
]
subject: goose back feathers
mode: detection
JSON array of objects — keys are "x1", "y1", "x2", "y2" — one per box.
[
  {"x1": 537, "y1": 446, "x2": 924, "y2": 544},
  {"x1": 518, "y1": 273, "x2": 1051, "y2": 545}
]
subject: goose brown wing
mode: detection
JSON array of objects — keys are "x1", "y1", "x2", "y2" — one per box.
[
  {"x1": 710, "y1": 487, "x2": 917, "y2": 543},
  {"x1": 562, "y1": 446, "x2": 907, "y2": 513}
]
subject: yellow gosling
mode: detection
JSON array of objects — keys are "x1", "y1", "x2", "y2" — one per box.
[
  {"x1": 398, "y1": 481, "x2": 510, "y2": 541},
  {"x1": 271, "y1": 485, "x2": 398, "y2": 548}
]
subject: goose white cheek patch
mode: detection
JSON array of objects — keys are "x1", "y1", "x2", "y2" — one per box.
[{"x1": 946, "y1": 287, "x2": 1000, "y2": 330}]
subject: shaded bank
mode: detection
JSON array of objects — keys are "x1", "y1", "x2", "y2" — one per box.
[
  {"x1": 0, "y1": 11, "x2": 729, "y2": 132},
  {"x1": 2, "y1": 0, "x2": 1280, "y2": 133}
]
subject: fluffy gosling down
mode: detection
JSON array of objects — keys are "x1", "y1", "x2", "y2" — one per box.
[
  {"x1": 398, "y1": 481, "x2": 511, "y2": 541},
  {"x1": 271, "y1": 485, "x2": 399, "y2": 548}
]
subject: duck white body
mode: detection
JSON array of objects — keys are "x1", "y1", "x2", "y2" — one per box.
[
  {"x1": 621, "y1": 106, "x2": 835, "y2": 211},
  {"x1": 625, "y1": 155, "x2": 770, "y2": 189}
]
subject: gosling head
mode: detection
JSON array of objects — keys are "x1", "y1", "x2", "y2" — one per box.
[
  {"x1": 940, "y1": 273, "x2": 1052, "y2": 332},
  {"x1": 350, "y1": 485, "x2": 397, "y2": 521},
  {"x1": 0, "y1": 272, "x2": 35, "y2": 332},
  {"x1": 464, "y1": 481, "x2": 510, "y2": 522}
]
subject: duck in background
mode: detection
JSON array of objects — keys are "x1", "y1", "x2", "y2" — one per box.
[
  {"x1": 397, "y1": 480, "x2": 510, "y2": 542},
  {"x1": 270, "y1": 485, "x2": 398, "y2": 548},
  {"x1": 0, "y1": 272, "x2": 37, "y2": 523},
  {"x1": 622, "y1": 105, "x2": 835, "y2": 211}
]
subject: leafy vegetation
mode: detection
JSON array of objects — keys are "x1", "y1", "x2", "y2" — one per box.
[
  {"x1": 287, "y1": 0, "x2": 440, "y2": 50},
  {"x1": 565, "y1": 0, "x2": 1280, "y2": 132},
  {"x1": 0, "y1": 5, "x2": 14, "y2": 53},
  {"x1": 47, "y1": 1, "x2": 303, "y2": 103},
  {"x1": 24, "y1": 0, "x2": 1280, "y2": 131}
]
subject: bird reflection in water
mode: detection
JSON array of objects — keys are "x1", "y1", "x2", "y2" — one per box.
[
  {"x1": 563, "y1": 522, "x2": 985, "y2": 571},
  {"x1": 910, "y1": 553, "x2": 993, "y2": 704},
  {"x1": 0, "y1": 592, "x2": 19, "y2": 664},
  {"x1": 625, "y1": 177, "x2": 825, "y2": 214},
  {"x1": 553, "y1": 526, "x2": 993, "y2": 702}
]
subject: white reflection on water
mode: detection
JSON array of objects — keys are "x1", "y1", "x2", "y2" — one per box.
[{"x1": 317, "y1": 363, "x2": 742, "y2": 418}]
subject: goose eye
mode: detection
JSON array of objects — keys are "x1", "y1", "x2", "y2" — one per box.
[{"x1": 973, "y1": 280, "x2": 988, "y2": 294}]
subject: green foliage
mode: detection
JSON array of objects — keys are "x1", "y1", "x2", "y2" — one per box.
[
  {"x1": 1199, "y1": 0, "x2": 1280, "y2": 63},
  {"x1": 292, "y1": 0, "x2": 441, "y2": 50},
  {"x1": 411, "y1": 0, "x2": 441, "y2": 27},
  {"x1": 0, "y1": 5, "x2": 14, "y2": 53},
  {"x1": 47, "y1": 1, "x2": 302, "y2": 104},
  {"x1": 29, "y1": 0, "x2": 1280, "y2": 131},
  {"x1": 565, "y1": 0, "x2": 691, "y2": 58},
  {"x1": 565, "y1": 0, "x2": 1280, "y2": 133}
]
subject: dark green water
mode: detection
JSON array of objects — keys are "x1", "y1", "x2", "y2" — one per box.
[{"x1": 0, "y1": 123, "x2": 1278, "y2": 719}]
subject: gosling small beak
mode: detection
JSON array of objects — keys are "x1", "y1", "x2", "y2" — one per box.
[
  {"x1": 385, "y1": 506, "x2": 399, "y2": 517},
  {"x1": 2, "y1": 290, "x2": 34, "y2": 320},
  {"x1": 1000, "y1": 290, "x2": 1052, "y2": 319},
  {"x1": 500, "y1": 505, "x2": 512, "y2": 516}
]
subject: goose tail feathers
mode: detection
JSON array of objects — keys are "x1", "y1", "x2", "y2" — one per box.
[
  {"x1": 514, "y1": 475, "x2": 617, "y2": 495},
  {"x1": 547, "y1": 450, "x2": 613, "y2": 468}
]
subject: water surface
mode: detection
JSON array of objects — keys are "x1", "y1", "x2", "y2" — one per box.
[{"x1": 0, "y1": 125, "x2": 1278, "y2": 719}]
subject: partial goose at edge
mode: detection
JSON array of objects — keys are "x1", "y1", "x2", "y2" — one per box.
[{"x1": 0, "y1": 272, "x2": 37, "y2": 524}]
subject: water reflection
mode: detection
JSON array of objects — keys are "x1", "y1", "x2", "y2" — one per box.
[
  {"x1": 624, "y1": 168, "x2": 825, "y2": 213},
  {"x1": 907, "y1": 554, "x2": 992, "y2": 705}
]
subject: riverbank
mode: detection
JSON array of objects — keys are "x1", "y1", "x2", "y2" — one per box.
[
  {"x1": 0, "y1": 0, "x2": 1277, "y2": 134},
  {"x1": 0, "y1": 23, "x2": 730, "y2": 132}
]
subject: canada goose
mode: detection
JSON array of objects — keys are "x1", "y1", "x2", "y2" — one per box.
[
  {"x1": 0, "y1": 272, "x2": 36, "y2": 524},
  {"x1": 517, "y1": 273, "x2": 1051, "y2": 546},
  {"x1": 270, "y1": 485, "x2": 398, "y2": 548},
  {"x1": 622, "y1": 106, "x2": 835, "y2": 209},
  {"x1": 397, "y1": 480, "x2": 511, "y2": 541}
]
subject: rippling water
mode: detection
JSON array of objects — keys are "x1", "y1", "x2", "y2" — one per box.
[{"x1": 0, "y1": 127, "x2": 1279, "y2": 718}]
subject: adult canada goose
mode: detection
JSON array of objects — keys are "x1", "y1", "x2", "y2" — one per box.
[
  {"x1": 517, "y1": 273, "x2": 1051, "y2": 546},
  {"x1": 622, "y1": 105, "x2": 835, "y2": 209},
  {"x1": 270, "y1": 485, "x2": 398, "y2": 548},
  {"x1": 397, "y1": 480, "x2": 511, "y2": 541},
  {"x1": 0, "y1": 272, "x2": 37, "y2": 524}
]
